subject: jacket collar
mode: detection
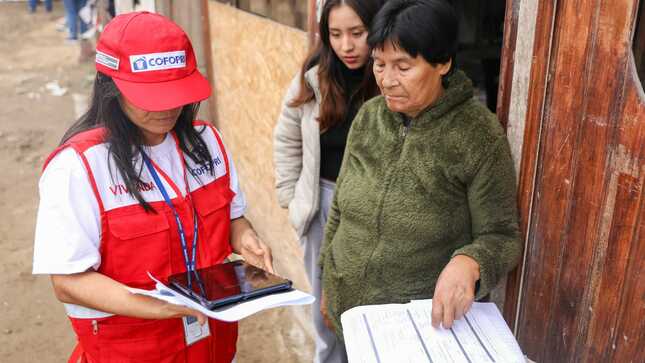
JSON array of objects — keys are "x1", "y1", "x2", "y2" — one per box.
[{"x1": 304, "y1": 65, "x2": 322, "y2": 102}]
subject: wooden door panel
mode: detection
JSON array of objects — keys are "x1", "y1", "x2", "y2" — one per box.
[
  {"x1": 512, "y1": 0, "x2": 645, "y2": 361},
  {"x1": 582, "y1": 59, "x2": 645, "y2": 361},
  {"x1": 545, "y1": 1, "x2": 636, "y2": 360},
  {"x1": 591, "y1": 62, "x2": 645, "y2": 361},
  {"x1": 503, "y1": 0, "x2": 558, "y2": 330},
  {"x1": 518, "y1": 0, "x2": 601, "y2": 356},
  {"x1": 584, "y1": 170, "x2": 643, "y2": 361}
]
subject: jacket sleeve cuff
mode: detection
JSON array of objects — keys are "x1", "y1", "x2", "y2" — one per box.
[
  {"x1": 276, "y1": 187, "x2": 295, "y2": 208},
  {"x1": 451, "y1": 245, "x2": 496, "y2": 300},
  {"x1": 318, "y1": 243, "x2": 328, "y2": 270}
]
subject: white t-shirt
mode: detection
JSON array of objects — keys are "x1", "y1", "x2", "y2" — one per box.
[{"x1": 32, "y1": 129, "x2": 246, "y2": 318}]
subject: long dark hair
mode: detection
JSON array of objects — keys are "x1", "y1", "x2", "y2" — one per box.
[
  {"x1": 61, "y1": 73, "x2": 213, "y2": 211},
  {"x1": 289, "y1": 0, "x2": 383, "y2": 131}
]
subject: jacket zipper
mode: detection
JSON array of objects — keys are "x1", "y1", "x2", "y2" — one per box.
[
  {"x1": 401, "y1": 115, "x2": 412, "y2": 139},
  {"x1": 400, "y1": 122, "x2": 411, "y2": 138},
  {"x1": 360, "y1": 118, "x2": 411, "y2": 285},
  {"x1": 92, "y1": 319, "x2": 98, "y2": 335}
]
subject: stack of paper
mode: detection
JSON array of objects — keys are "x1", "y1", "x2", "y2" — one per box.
[
  {"x1": 341, "y1": 299, "x2": 525, "y2": 363},
  {"x1": 127, "y1": 272, "x2": 315, "y2": 322}
]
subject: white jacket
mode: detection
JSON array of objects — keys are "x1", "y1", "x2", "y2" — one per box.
[{"x1": 273, "y1": 66, "x2": 322, "y2": 237}]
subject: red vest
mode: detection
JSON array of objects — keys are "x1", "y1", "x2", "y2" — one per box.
[{"x1": 44, "y1": 122, "x2": 238, "y2": 363}]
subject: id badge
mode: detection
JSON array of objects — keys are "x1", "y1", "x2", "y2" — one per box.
[{"x1": 182, "y1": 316, "x2": 211, "y2": 346}]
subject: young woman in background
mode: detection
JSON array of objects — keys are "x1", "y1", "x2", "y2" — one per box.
[{"x1": 273, "y1": 0, "x2": 384, "y2": 362}]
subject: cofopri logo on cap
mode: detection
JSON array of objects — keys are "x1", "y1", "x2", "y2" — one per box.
[
  {"x1": 132, "y1": 57, "x2": 148, "y2": 71},
  {"x1": 129, "y1": 51, "x2": 186, "y2": 73}
]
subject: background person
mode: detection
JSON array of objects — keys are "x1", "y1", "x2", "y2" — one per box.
[
  {"x1": 273, "y1": 0, "x2": 384, "y2": 362},
  {"x1": 320, "y1": 0, "x2": 522, "y2": 340},
  {"x1": 32, "y1": 12, "x2": 272, "y2": 363},
  {"x1": 62, "y1": 0, "x2": 89, "y2": 42},
  {"x1": 28, "y1": 0, "x2": 52, "y2": 13}
]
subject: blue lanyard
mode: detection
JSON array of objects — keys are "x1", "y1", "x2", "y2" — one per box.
[{"x1": 141, "y1": 151, "x2": 198, "y2": 289}]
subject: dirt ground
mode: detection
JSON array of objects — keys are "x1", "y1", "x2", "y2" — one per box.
[{"x1": 0, "y1": 2, "x2": 312, "y2": 362}]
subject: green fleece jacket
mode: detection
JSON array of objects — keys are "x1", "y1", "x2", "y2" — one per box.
[{"x1": 320, "y1": 70, "x2": 521, "y2": 338}]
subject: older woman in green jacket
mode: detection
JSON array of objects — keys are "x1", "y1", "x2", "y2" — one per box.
[{"x1": 320, "y1": 0, "x2": 522, "y2": 339}]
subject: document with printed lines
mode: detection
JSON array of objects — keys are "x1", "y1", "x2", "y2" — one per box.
[{"x1": 341, "y1": 300, "x2": 526, "y2": 363}]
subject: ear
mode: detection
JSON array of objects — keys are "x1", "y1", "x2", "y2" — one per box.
[{"x1": 438, "y1": 59, "x2": 452, "y2": 76}]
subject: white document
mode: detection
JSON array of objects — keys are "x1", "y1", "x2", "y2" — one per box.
[
  {"x1": 341, "y1": 300, "x2": 525, "y2": 363},
  {"x1": 127, "y1": 272, "x2": 315, "y2": 322}
]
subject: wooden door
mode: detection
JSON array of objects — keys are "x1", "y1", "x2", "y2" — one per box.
[{"x1": 502, "y1": 0, "x2": 645, "y2": 361}]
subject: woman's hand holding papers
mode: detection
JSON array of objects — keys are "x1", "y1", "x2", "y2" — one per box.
[{"x1": 431, "y1": 255, "x2": 480, "y2": 329}]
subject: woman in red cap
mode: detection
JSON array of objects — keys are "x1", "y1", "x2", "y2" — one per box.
[{"x1": 32, "y1": 12, "x2": 271, "y2": 363}]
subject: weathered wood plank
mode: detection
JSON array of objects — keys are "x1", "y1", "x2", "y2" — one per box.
[
  {"x1": 496, "y1": 0, "x2": 519, "y2": 129},
  {"x1": 545, "y1": 1, "x2": 634, "y2": 361},
  {"x1": 503, "y1": 0, "x2": 556, "y2": 334},
  {"x1": 512, "y1": 0, "x2": 645, "y2": 361},
  {"x1": 611, "y1": 194, "x2": 645, "y2": 363},
  {"x1": 597, "y1": 69, "x2": 645, "y2": 362},
  {"x1": 575, "y1": 3, "x2": 644, "y2": 361},
  {"x1": 516, "y1": 0, "x2": 598, "y2": 358},
  {"x1": 586, "y1": 170, "x2": 643, "y2": 361}
]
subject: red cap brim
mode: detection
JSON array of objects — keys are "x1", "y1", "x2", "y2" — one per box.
[{"x1": 113, "y1": 70, "x2": 211, "y2": 111}]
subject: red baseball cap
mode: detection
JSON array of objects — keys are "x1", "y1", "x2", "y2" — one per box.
[{"x1": 95, "y1": 11, "x2": 211, "y2": 111}]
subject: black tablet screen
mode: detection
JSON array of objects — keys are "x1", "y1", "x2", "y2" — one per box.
[{"x1": 168, "y1": 260, "x2": 292, "y2": 309}]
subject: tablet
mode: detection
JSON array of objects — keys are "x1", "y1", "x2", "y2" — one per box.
[{"x1": 168, "y1": 260, "x2": 293, "y2": 310}]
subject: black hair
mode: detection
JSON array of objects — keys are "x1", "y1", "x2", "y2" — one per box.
[
  {"x1": 290, "y1": 0, "x2": 385, "y2": 130},
  {"x1": 60, "y1": 73, "x2": 213, "y2": 211},
  {"x1": 367, "y1": 0, "x2": 458, "y2": 71}
]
